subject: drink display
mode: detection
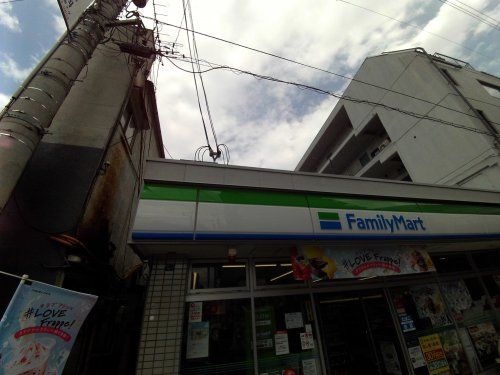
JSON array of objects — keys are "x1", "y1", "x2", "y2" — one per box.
[{"x1": 3, "y1": 338, "x2": 55, "y2": 375}]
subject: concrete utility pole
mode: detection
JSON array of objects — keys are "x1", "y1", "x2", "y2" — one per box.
[{"x1": 0, "y1": 0, "x2": 127, "y2": 213}]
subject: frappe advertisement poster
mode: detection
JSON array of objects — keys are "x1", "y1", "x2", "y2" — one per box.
[{"x1": 0, "y1": 280, "x2": 97, "y2": 375}]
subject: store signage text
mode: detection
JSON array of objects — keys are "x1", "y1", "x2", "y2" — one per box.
[{"x1": 346, "y1": 213, "x2": 426, "y2": 232}]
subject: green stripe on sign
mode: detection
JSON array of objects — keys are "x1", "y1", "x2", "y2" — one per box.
[
  {"x1": 416, "y1": 202, "x2": 500, "y2": 215},
  {"x1": 141, "y1": 183, "x2": 197, "y2": 201},
  {"x1": 308, "y1": 196, "x2": 421, "y2": 212},
  {"x1": 318, "y1": 212, "x2": 340, "y2": 220},
  {"x1": 199, "y1": 188, "x2": 308, "y2": 207}
]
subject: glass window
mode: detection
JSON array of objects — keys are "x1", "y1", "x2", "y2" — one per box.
[
  {"x1": 482, "y1": 274, "x2": 500, "y2": 310},
  {"x1": 190, "y1": 263, "x2": 247, "y2": 290},
  {"x1": 472, "y1": 250, "x2": 500, "y2": 270},
  {"x1": 430, "y1": 253, "x2": 471, "y2": 273},
  {"x1": 181, "y1": 299, "x2": 254, "y2": 374},
  {"x1": 390, "y1": 285, "x2": 471, "y2": 375},
  {"x1": 254, "y1": 261, "x2": 304, "y2": 287},
  {"x1": 255, "y1": 295, "x2": 322, "y2": 375}
]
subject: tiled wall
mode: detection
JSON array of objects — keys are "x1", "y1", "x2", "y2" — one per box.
[{"x1": 136, "y1": 258, "x2": 188, "y2": 374}]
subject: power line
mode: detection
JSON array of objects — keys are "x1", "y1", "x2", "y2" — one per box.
[
  {"x1": 161, "y1": 54, "x2": 498, "y2": 138},
  {"x1": 336, "y1": 0, "x2": 495, "y2": 58},
  {"x1": 0, "y1": 0, "x2": 25, "y2": 4},
  {"x1": 435, "y1": 0, "x2": 499, "y2": 30},
  {"x1": 450, "y1": 0, "x2": 500, "y2": 24},
  {"x1": 150, "y1": 20, "x2": 500, "y2": 126}
]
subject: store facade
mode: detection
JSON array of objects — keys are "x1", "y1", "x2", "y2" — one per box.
[{"x1": 132, "y1": 159, "x2": 500, "y2": 375}]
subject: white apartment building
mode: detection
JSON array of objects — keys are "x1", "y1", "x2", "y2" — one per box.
[{"x1": 296, "y1": 48, "x2": 500, "y2": 190}]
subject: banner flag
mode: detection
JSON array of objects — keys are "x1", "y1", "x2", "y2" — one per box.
[
  {"x1": 0, "y1": 280, "x2": 97, "y2": 375},
  {"x1": 57, "y1": 0, "x2": 95, "y2": 31},
  {"x1": 291, "y1": 246, "x2": 435, "y2": 281}
]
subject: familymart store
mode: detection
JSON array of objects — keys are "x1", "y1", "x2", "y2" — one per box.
[{"x1": 132, "y1": 159, "x2": 500, "y2": 375}]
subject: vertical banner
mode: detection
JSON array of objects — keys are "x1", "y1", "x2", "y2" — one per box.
[
  {"x1": 57, "y1": 0, "x2": 95, "y2": 31},
  {"x1": 0, "y1": 280, "x2": 97, "y2": 375}
]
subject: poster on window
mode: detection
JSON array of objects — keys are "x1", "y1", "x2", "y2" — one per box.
[
  {"x1": 291, "y1": 246, "x2": 435, "y2": 281},
  {"x1": 0, "y1": 279, "x2": 97, "y2": 375},
  {"x1": 274, "y1": 331, "x2": 290, "y2": 355},
  {"x1": 186, "y1": 321, "x2": 209, "y2": 359},
  {"x1": 418, "y1": 334, "x2": 450, "y2": 375},
  {"x1": 410, "y1": 285, "x2": 451, "y2": 328},
  {"x1": 379, "y1": 342, "x2": 402, "y2": 375},
  {"x1": 441, "y1": 280, "x2": 473, "y2": 322},
  {"x1": 467, "y1": 321, "x2": 498, "y2": 366},
  {"x1": 188, "y1": 302, "x2": 203, "y2": 323}
]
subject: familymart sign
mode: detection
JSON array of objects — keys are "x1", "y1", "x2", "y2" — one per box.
[{"x1": 132, "y1": 183, "x2": 500, "y2": 241}]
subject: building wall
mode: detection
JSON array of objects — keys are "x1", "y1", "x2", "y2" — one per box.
[{"x1": 297, "y1": 49, "x2": 500, "y2": 190}]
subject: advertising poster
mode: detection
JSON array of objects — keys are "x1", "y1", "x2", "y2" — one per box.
[
  {"x1": 188, "y1": 302, "x2": 203, "y2": 323},
  {"x1": 256, "y1": 307, "x2": 274, "y2": 350},
  {"x1": 410, "y1": 285, "x2": 451, "y2": 327},
  {"x1": 441, "y1": 280, "x2": 473, "y2": 322},
  {"x1": 467, "y1": 321, "x2": 498, "y2": 366},
  {"x1": 284, "y1": 312, "x2": 303, "y2": 330},
  {"x1": 274, "y1": 331, "x2": 290, "y2": 355},
  {"x1": 438, "y1": 329, "x2": 472, "y2": 374},
  {"x1": 291, "y1": 246, "x2": 435, "y2": 281},
  {"x1": 186, "y1": 321, "x2": 209, "y2": 359},
  {"x1": 302, "y1": 358, "x2": 317, "y2": 375},
  {"x1": 408, "y1": 346, "x2": 426, "y2": 369},
  {"x1": 300, "y1": 332, "x2": 314, "y2": 350},
  {"x1": 418, "y1": 334, "x2": 450, "y2": 375},
  {"x1": 0, "y1": 280, "x2": 97, "y2": 375}
]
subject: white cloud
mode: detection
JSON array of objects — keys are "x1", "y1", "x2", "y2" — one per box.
[
  {"x1": 52, "y1": 13, "x2": 67, "y2": 35},
  {"x1": 0, "y1": 92, "x2": 11, "y2": 109},
  {"x1": 130, "y1": 0, "x2": 500, "y2": 169},
  {"x1": 0, "y1": 54, "x2": 33, "y2": 82},
  {"x1": 0, "y1": 3, "x2": 21, "y2": 32}
]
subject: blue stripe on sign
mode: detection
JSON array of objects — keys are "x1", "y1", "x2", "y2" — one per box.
[
  {"x1": 320, "y1": 221, "x2": 342, "y2": 230},
  {"x1": 131, "y1": 231, "x2": 500, "y2": 241}
]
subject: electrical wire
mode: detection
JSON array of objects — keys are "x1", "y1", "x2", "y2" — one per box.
[
  {"x1": 162, "y1": 54, "x2": 498, "y2": 138},
  {"x1": 449, "y1": 0, "x2": 499, "y2": 24},
  {"x1": 434, "y1": 0, "x2": 499, "y2": 30},
  {"x1": 144, "y1": 17, "x2": 500, "y2": 122},
  {"x1": 336, "y1": 0, "x2": 495, "y2": 59}
]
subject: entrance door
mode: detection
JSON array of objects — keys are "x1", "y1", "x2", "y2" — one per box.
[{"x1": 317, "y1": 290, "x2": 408, "y2": 375}]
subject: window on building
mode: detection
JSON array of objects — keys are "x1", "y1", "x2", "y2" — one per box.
[
  {"x1": 190, "y1": 263, "x2": 247, "y2": 290},
  {"x1": 478, "y1": 80, "x2": 500, "y2": 99},
  {"x1": 254, "y1": 261, "x2": 304, "y2": 287},
  {"x1": 119, "y1": 104, "x2": 137, "y2": 148},
  {"x1": 181, "y1": 299, "x2": 254, "y2": 374},
  {"x1": 430, "y1": 253, "x2": 472, "y2": 273}
]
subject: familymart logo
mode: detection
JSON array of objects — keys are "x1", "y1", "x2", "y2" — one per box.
[
  {"x1": 318, "y1": 212, "x2": 342, "y2": 230},
  {"x1": 318, "y1": 211, "x2": 427, "y2": 233}
]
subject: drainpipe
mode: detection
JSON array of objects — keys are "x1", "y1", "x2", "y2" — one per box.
[{"x1": 0, "y1": 0, "x2": 127, "y2": 213}]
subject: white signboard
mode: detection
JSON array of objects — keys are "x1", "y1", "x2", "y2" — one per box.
[
  {"x1": 300, "y1": 332, "x2": 315, "y2": 350},
  {"x1": 274, "y1": 331, "x2": 289, "y2": 355},
  {"x1": 58, "y1": 0, "x2": 95, "y2": 30},
  {"x1": 285, "y1": 312, "x2": 303, "y2": 329}
]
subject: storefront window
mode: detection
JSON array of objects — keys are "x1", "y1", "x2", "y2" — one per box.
[
  {"x1": 181, "y1": 299, "x2": 254, "y2": 374},
  {"x1": 255, "y1": 295, "x2": 322, "y2": 375},
  {"x1": 472, "y1": 250, "x2": 500, "y2": 270},
  {"x1": 190, "y1": 263, "x2": 247, "y2": 290},
  {"x1": 254, "y1": 261, "x2": 304, "y2": 287},
  {"x1": 482, "y1": 274, "x2": 500, "y2": 310},
  {"x1": 430, "y1": 253, "x2": 471, "y2": 273},
  {"x1": 318, "y1": 291, "x2": 408, "y2": 375},
  {"x1": 441, "y1": 277, "x2": 500, "y2": 369},
  {"x1": 390, "y1": 284, "x2": 470, "y2": 374}
]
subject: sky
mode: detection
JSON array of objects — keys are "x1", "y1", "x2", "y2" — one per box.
[{"x1": 1, "y1": 0, "x2": 499, "y2": 170}]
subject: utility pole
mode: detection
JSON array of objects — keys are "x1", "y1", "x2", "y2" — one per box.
[{"x1": 0, "y1": 0, "x2": 127, "y2": 213}]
